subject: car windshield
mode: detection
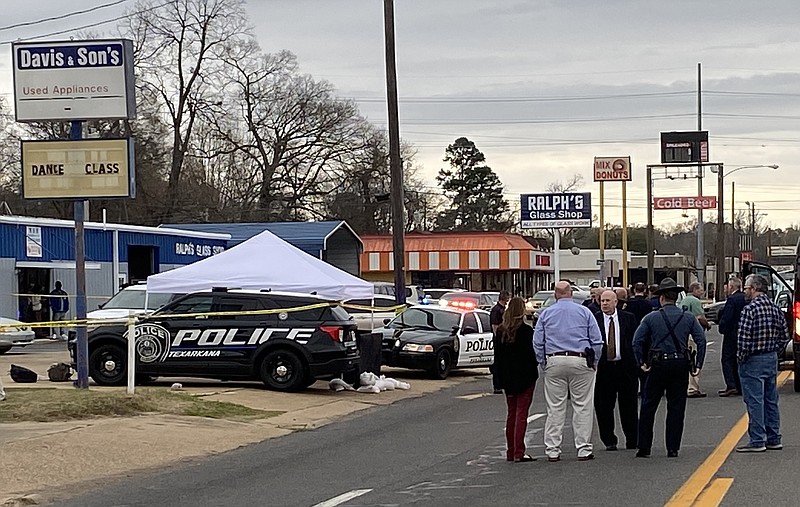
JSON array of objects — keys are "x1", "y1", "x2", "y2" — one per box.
[
  {"x1": 541, "y1": 296, "x2": 557, "y2": 308},
  {"x1": 531, "y1": 292, "x2": 552, "y2": 301},
  {"x1": 102, "y1": 289, "x2": 176, "y2": 311},
  {"x1": 388, "y1": 307, "x2": 460, "y2": 331}
]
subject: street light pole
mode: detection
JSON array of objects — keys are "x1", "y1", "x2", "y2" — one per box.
[{"x1": 711, "y1": 164, "x2": 777, "y2": 288}]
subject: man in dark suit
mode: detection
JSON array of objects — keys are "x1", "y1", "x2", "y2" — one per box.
[
  {"x1": 718, "y1": 277, "x2": 747, "y2": 396},
  {"x1": 626, "y1": 283, "x2": 653, "y2": 325},
  {"x1": 594, "y1": 289, "x2": 639, "y2": 450}
]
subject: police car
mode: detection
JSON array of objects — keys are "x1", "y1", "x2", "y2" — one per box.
[
  {"x1": 69, "y1": 289, "x2": 359, "y2": 391},
  {"x1": 377, "y1": 305, "x2": 494, "y2": 379}
]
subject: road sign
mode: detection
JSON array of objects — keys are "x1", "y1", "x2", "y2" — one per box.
[
  {"x1": 593, "y1": 156, "x2": 631, "y2": 182},
  {"x1": 520, "y1": 192, "x2": 592, "y2": 229},
  {"x1": 12, "y1": 39, "x2": 136, "y2": 121},
  {"x1": 21, "y1": 139, "x2": 135, "y2": 199}
]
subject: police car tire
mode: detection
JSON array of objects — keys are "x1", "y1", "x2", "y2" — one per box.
[
  {"x1": 429, "y1": 347, "x2": 452, "y2": 380},
  {"x1": 259, "y1": 349, "x2": 306, "y2": 392},
  {"x1": 0, "y1": 345, "x2": 11, "y2": 355},
  {"x1": 89, "y1": 343, "x2": 127, "y2": 386}
]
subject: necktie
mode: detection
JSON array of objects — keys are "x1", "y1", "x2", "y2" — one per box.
[{"x1": 607, "y1": 316, "x2": 616, "y2": 361}]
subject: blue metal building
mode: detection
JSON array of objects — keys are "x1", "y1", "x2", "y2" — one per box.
[
  {"x1": 0, "y1": 215, "x2": 229, "y2": 322},
  {"x1": 161, "y1": 221, "x2": 363, "y2": 276}
]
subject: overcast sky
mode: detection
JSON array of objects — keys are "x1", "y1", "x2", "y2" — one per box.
[{"x1": 2, "y1": 0, "x2": 799, "y2": 232}]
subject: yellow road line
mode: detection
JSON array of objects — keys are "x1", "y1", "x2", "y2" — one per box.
[
  {"x1": 665, "y1": 370, "x2": 791, "y2": 507},
  {"x1": 694, "y1": 478, "x2": 734, "y2": 507}
]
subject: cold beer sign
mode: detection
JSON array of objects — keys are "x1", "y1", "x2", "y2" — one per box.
[
  {"x1": 653, "y1": 196, "x2": 717, "y2": 210},
  {"x1": 520, "y1": 192, "x2": 592, "y2": 229}
]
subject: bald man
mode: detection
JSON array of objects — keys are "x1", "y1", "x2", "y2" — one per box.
[
  {"x1": 534, "y1": 281, "x2": 604, "y2": 462},
  {"x1": 594, "y1": 290, "x2": 639, "y2": 450}
]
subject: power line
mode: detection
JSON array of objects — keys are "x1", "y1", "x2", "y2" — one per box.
[
  {"x1": 382, "y1": 113, "x2": 695, "y2": 126},
  {"x1": 352, "y1": 91, "x2": 694, "y2": 104},
  {"x1": 0, "y1": 0, "x2": 131, "y2": 32},
  {"x1": 0, "y1": 0, "x2": 173, "y2": 46}
]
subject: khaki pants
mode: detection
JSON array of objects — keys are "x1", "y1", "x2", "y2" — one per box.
[
  {"x1": 543, "y1": 356, "x2": 597, "y2": 458},
  {"x1": 688, "y1": 337, "x2": 702, "y2": 394}
]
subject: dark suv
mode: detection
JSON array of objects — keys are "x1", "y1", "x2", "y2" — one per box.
[{"x1": 69, "y1": 289, "x2": 359, "y2": 391}]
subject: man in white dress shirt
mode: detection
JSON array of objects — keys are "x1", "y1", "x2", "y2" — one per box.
[{"x1": 593, "y1": 290, "x2": 640, "y2": 451}]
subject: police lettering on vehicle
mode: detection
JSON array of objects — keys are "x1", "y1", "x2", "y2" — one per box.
[
  {"x1": 130, "y1": 324, "x2": 316, "y2": 362},
  {"x1": 464, "y1": 336, "x2": 494, "y2": 353},
  {"x1": 126, "y1": 323, "x2": 171, "y2": 363}
]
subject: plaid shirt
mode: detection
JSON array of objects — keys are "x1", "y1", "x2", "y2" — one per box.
[{"x1": 737, "y1": 293, "x2": 790, "y2": 362}]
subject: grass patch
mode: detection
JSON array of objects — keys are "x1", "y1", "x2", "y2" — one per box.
[{"x1": 0, "y1": 388, "x2": 283, "y2": 423}]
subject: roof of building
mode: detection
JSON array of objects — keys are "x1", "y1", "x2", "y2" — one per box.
[
  {"x1": 160, "y1": 220, "x2": 361, "y2": 256},
  {"x1": 0, "y1": 215, "x2": 230, "y2": 240},
  {"x1": 362, "y1": 231, "x2": 538, "y2": 252}
]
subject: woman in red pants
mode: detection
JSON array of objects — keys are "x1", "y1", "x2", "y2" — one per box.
[{"x1": 494, "y1": 296, "x2": 539, "y2": 462}]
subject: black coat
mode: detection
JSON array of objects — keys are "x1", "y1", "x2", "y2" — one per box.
[
  {"x1": 718, "y1": 291, "x2": 747, "y2": 341},
  {"x1": 494, "y1": 324, "x2": 538, "y2": 394},
  {"x1": 625, "y1": 296, "x2": 653, "y2": 325},
  {"x1": 594, "y1": 309, "x2": 638, "y2": 372}
]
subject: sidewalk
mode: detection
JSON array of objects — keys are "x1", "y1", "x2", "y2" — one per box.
[{"x1": 1, "y1": 348, "x2": 489, "y2": 505}]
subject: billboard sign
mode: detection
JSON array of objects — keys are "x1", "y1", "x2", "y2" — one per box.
[
  {"x1": 520, "y1": 192, "x2": 592, "y2": 229},
  {"x1": 653, "y1": 196, "x2": 717, "y2": 210},
  {"x1": 593, "y1": 156, "x2": 631, "y2": 181},
  {"x1": 12, "y1": 39, "x2": 136, "y2": 121},
  {"x1": 21, "y1": 139, "x2": 135, "y2": 199},
  {"x1": 660, "y1": 131, "x2": 709, "y2": 164}
]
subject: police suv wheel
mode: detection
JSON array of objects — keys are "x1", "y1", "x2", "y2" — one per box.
[
  {"x1": 429, "y1": 348, "x2": 452, "y2": 380},
  {"x1": 89, "y1": 344, "x2": 127, "y2": 386},
  {"x1": 0, "y1": 345, "x2": 11, "y2": 355},
  {"x1": 260, "y1": 349, "x2": 306, "y2": 392}
]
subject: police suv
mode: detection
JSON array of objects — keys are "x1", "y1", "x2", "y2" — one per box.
[{"x1": 69, "y1": 289, "x2": 359, "y2": 391}]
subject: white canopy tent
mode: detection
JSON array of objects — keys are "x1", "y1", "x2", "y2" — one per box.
[{"x1": 146, "y1": 229, "x2": 374, "y2": 301}]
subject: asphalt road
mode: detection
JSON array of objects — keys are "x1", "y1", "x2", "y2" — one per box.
[{"x1": 45, "y1": 328, "x2": 800, "y2": 506}]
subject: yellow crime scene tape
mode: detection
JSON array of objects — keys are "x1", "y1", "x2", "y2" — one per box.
[
  {"x1": 0, "y1": 301, "x2": 409, "y2": 331},
  {"x1": 14, "y1": 293, "x2": 109, "y2": 300}
]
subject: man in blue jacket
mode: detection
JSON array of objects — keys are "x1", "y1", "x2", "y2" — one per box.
[
  {"x1": 49, "y1": 281, "x2": 70, "y2": 341},
  {"x1": 718, "y1": 278, "x2": 746, "y2": 396}
]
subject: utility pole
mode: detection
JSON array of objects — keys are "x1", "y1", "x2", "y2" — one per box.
[
  {"x1": 730, "y1": 181, "x2": 735, "y2": 274},
  {"x1": 750, "y1": 201, "x2": 756, "y2": 260},
  {"x1": 383, "y1": 0, "x2": 406, "y2": 304},
  {"x1": 715, "y1": 164, "x2": 725, "y2": 301},
  {"x1": 646, "y1": 165, "x2": 654, "y2": 284},
  {"x1": 696, "y1": 63, "x2": 705, "y2": 287}
]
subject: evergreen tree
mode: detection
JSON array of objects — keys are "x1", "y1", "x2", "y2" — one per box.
[{"x1": 435, "y1": 137, "x2": 512, "y2": 231}]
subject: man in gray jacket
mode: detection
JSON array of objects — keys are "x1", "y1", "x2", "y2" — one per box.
[{"x1": 633, "y1": 278, "x2": 707, "y2": 458}]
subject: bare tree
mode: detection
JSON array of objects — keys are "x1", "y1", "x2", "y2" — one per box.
[{"x1": 121, "y1": 0, "x2": 252, "y2": 221}]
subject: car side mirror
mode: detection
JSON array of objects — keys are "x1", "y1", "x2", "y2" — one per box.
[
  {"x1": 451, "y1": 325, "x2": 460, "y2": 335},
  {"x1": 462, "y1": 326, "x2": 477, "y2": 335},
  {"x1": 383, "y1": 318, "x2": 391, "y2": 325}
]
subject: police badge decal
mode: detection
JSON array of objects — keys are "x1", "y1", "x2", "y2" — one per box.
[{"x1": 125, "y1": 324, "x2": 171, "y2": 363}]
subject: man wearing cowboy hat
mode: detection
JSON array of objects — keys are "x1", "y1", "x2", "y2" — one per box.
[{"x1": 632, "y1": 277, "x2": 707, "y2": 458}]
